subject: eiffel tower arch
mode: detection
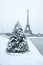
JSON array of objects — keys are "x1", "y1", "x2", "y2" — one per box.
[{"x1": 24, "y1": 10, "x2": 32, "y2": 36}]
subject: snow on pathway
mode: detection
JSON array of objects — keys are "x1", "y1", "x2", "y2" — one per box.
[{"x1": 0, "y1": 36, "x2": 43, "y2": 65}]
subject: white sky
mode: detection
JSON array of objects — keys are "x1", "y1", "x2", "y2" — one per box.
[{"x1": 0, "y1": 0, "x2": 43, "y2": 33}]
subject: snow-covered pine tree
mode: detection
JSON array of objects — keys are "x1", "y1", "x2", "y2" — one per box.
[{"x1": 6, "y1": 22, "x2": 29, "y2": 53}]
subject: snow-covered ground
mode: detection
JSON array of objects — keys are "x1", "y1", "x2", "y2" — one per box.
[{"x1": 0, "y1": 35, "x2": 43, "y2": 65}]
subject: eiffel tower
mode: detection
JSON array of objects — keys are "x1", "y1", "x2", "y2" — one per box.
[{"x1": 24, "y1": 10, "x2": 32, "y2": 36}]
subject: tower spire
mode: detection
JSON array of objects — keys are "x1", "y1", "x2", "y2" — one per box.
[{"x1": 27, "y1": 9, "x2": 29, "y2": 25}]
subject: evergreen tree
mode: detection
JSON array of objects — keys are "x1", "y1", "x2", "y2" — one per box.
[{"x1": 6, "y1": 22, "x2": 29, "y2": 53}]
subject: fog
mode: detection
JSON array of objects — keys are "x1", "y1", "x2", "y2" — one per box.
[{"x1": 0, "y1": 0, "x2": 43, "y2": 33}]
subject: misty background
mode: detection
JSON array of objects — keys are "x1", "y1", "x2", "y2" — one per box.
[{"x1": 0, "y1": 0, "x2": 43, "y2": 34}]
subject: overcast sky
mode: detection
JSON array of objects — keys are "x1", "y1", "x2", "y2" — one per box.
[{"x1": 0, "y1": 0, "x2": 43, "y2": 33}]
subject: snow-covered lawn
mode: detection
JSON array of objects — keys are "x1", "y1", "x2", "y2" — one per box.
[{"x1": 0, "y1": 35, "x2": 43, "y2": 65}]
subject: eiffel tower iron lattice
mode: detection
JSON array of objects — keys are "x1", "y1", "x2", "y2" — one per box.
[{"x1": 24, "y1": 10, "x2": 32, "y2": 36}]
